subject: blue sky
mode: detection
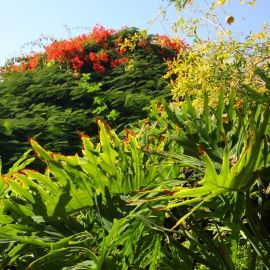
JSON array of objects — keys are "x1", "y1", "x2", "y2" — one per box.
[{"x1": 0, "y1": 0, "x2": 269, "y2": 66}]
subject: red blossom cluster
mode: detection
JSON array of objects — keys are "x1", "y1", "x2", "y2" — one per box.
[
  {"x1": 2, "y1": 53, "x2": 42, "y2": 73},
  {"x1": 93, "y1": 63, "x2": 106, "y2": 74},
  {"x1": 28, "y1": 53, "x2": 40, "y2": 70},
  {"x1": 40, "y1": 25, "x2": 118, "y2": 73},
  {"x1": 111, "y1": 57, "x2": 129, "y2": 68},
  {"x1": 90, "y1": 25, "x2": 115, "y2": 45},
  {"x1": 99, "y1": 50, "x2": 109, "y2": 62},
  {"x1": 3, "y1": 64, "x2": 26, "y2": 73},
  {"x1": 45, "y1": 34, "x2": 88, "y2": 70},
  {"x1": 89, "y1": 52, "x2": 98, "y2": 62},
  {"x1": 89, "y1": 50, "x2": 110, "y2": 73},
  {"x1": 155, "y1": 35, "x2": 187, "y2": 52},
  {"x1": 138, "y1": 39, "x2": 149, "y2": 48},
  {"x1": 1, "y1": 25, "x2": 185, "y2": 75}
]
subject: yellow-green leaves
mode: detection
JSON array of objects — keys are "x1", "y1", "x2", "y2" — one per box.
[
  {"x1": 201, "y1": 104, "x2": 269, "y2": 191},
  {"x1": 166, "y1": 36, "x2": 269, "y2": 108},
  {"x1": 135, "y1": 87, "x2": 270, "y2": 230},
  {"x1": 240, "y1": 0, "x2": 256, "y2": 5},
  {"x1": 98, "y1": 121, "x2": 118, "y2": 175},
  {"x1": 215, "y1": 0, "x2": 229, "y2": 6}
]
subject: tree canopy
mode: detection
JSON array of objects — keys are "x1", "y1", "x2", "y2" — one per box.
[{"x1": 0, "y1": 26, "x2": 185, "y2": 170}]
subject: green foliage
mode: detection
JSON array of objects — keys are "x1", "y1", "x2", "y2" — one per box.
[
  {"x1": 134, "y1": 68, "x2": 270, "y2": 268},
  {"x1": 0, "y1": 70, "x2": 270, "y2": 269},
  {"x1": 0, "y1": 28, "x2": 173, "y2": 171},
  {"x1": 101, "y1": 47, "x2": 171, "y2": 127},
  {"x1": 1, "y1": 10, "x2": 270, "y2": 266},
  {"x1": 0, "y1": 118, "x2": 181, "y2": 269},
  {"x1": 0, "y1": 66, "x2": 92, "y2": 169},
  {"x1": 165, "y1": 36, "x2": 270, "y2": 108},
  {"x1": 164, "y1": 0, "x2": 268, "y2": 108}
]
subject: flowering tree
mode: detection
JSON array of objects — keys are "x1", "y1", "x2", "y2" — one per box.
[
  {"x1": 0, "y1": 26, "x2": 186, "y2": 170},
  {"x1": 1, "y1": 25, "x2": 186, "y2": 75}
]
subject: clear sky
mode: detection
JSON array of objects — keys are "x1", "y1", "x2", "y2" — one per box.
[{"x1": 0, "y1": 0, "x2": 269, "y2": 66}]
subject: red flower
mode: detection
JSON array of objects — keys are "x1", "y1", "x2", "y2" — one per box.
[
  {"x1": 155, "y1": 34, "x2": 187, "y2": 52},
  {"x1": 1, "y1": 25, "x2": 186, "y2": 75},
  {"x1": 20, "y1": 61, "x2": 28, "y2": 71},
  {"x1": 28, "y1": 53, "x2": 40, "y2": 70},
  {"x1": 89, "y1": 52, "x2": 98, "y2": 62},
  {"x1": 90, "y1": 24, "x2": 115, "y2": 44},
  {"x1": 98, "y1": 50, "x2": 109, "y2": 62},
  {"x1": 70, "y1": 56, "x2": 84, "y2": 70},
  {"x1": 117, "y1": 48, "x2": 126, "y2": 55},
  {"x1": 111, "y1": 57, "x2": 129, "y2": 68},
  {"x1": 45, "y1": 34, "x2": 88, "y2": 70},
  {"x1": 93, "y1": 63, "x2": 105, "y2": 74},
  {"x1": 138, "y1": 39, "x2": 148, "y2": 48}
]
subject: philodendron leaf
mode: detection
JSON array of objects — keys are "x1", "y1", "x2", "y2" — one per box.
[
  {"x1": 26, "y1": 247, "x2": 99, "y2": 270},
  {"x1": 98, "y1": 120, "x2": 118, "y2": 175},
  {"x1": 141, "y1": 104, "x2": 270, "y2": 229},
  {"x1": 6, "y1": 149, "x2": 34, "y2": 178}
]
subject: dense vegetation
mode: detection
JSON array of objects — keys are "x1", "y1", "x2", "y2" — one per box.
[
  {"x1": 0, "y1": 26, "x2": 184, "y2": 170},
  {"x1": 0, "y1": 1, "x2": 270, "y2": 269},
  {"x1": 1, "y1": 72, "x2": 270, "y2": 269}
]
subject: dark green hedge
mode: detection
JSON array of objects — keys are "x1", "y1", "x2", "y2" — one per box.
[{"x1": 0, "y1": 28, "x2": 174, "y2": 170}]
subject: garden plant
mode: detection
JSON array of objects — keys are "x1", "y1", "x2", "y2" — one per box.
[
  {"x1": 0, "y1": 0, "x2": 270, "y2": 269},
  {"x1": 0, "y1": 26, "x2": 184, "y2": 170},
  {"x1": 0, "y1": 69, "x2": 270, "y2": 269}
]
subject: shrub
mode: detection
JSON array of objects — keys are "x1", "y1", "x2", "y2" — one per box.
[
  {"x1": 0, "y1": 69, "x2": 269, "y2": 269},
  {"x1": 163, "y1": 0, "x2": 269, "y2": 109},
  {"x1": 165, "y1": 35, "x2": 270, "y2": 109},
  {"x1": 0, "y1": 26, "x2": 186, "y2": 170}
]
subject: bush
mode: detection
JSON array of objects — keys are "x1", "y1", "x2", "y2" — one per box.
[
  {"x1": 165, "y1": 36, "x2": 270, "y2": 109},
  {"x1": 0, "y1": 69, "x2": 269, "y2": 269},
  {"x1": 0, "y1": 26, "x2": 185, "y2": 170}
]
